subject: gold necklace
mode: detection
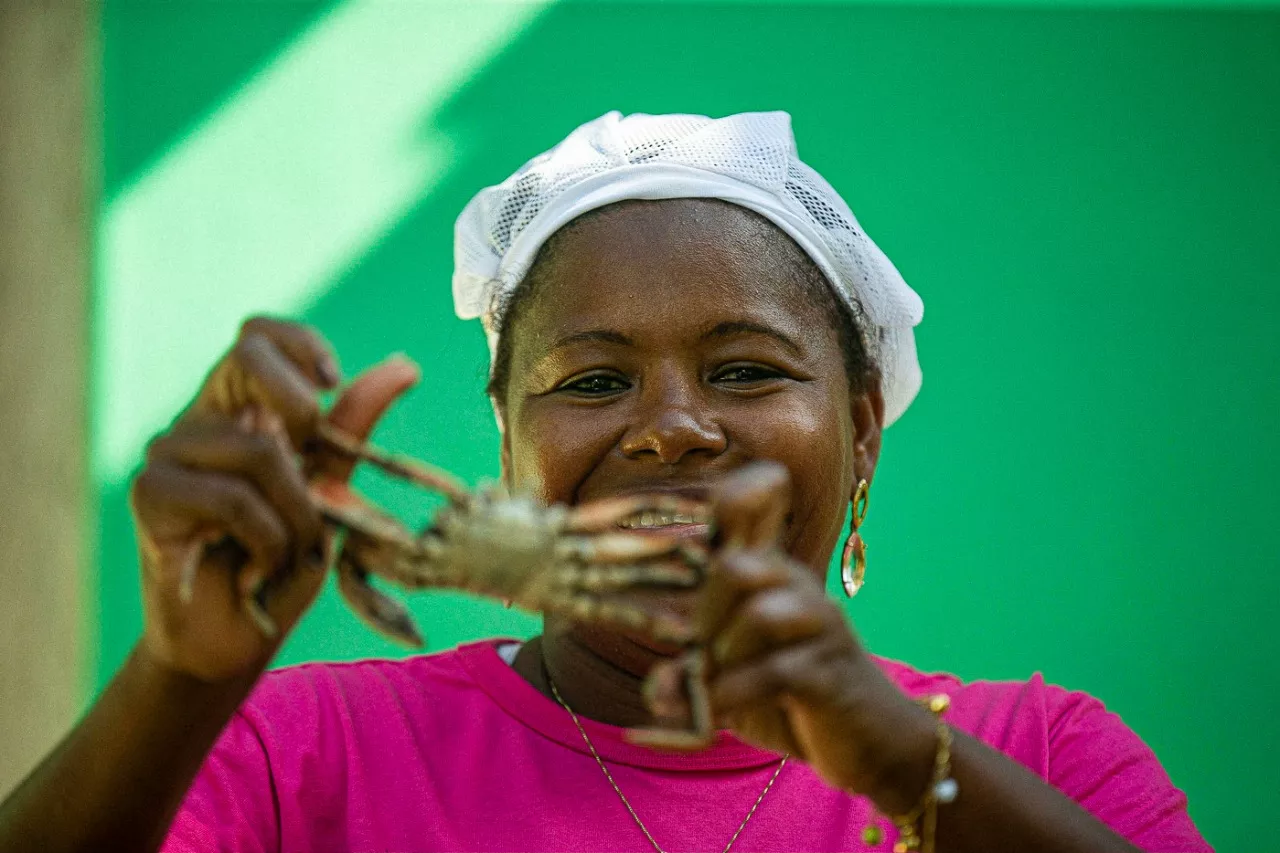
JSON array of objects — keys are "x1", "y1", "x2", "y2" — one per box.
[{"x1": 546, "y1": 670, "x2": 788, "y2": 853}]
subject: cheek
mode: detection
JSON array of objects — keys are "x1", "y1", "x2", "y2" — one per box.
[
  {"x1": 733, "y1": 387, "x2": 853, "y2": 561},
  {"x1": 506, "y1": 401, "x2": 621, "y2": 505},
  {"x1": 738, "y1": 386, "x2": 851, "y2": 476}
]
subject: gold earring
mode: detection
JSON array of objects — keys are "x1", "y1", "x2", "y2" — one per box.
[{"x1": 841, "y1": 479, "x2": 869, "y2": 598}]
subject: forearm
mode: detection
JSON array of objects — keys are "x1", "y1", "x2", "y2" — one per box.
[
  {"x1": 0, "y1": 643, "x2": 258, "y2": 853},
  {"x1": 871, "y1": 718, "x2": 1142, "y2": 853}
]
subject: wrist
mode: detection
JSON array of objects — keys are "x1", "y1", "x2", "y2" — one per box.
[
  {"x1": 129, "y1": 640, "x2": 262, "y2": 710},
  {"x1": 864, "y1": 699, "x2": 938, "y2": 815},
  {"x1": 842, "y1": 675, "x2": 940, "y2": 816},
  {"x1": 824, "y1": 656, "x2": 937, "y2": 808}
]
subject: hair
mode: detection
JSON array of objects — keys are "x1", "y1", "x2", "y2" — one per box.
[{"x1": 485, "y1": 199, "x2": 875, "y2": 408}]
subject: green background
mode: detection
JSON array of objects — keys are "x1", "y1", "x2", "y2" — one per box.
[{"x1": 96, "y1": 2, "x2": 1280, "y2": 849}]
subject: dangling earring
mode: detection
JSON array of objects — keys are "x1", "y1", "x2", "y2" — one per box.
[{"x1": 841, "y1": 479, "x2": 870, "y2": 598}]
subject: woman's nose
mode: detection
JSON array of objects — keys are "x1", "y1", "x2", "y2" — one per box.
[{"x1": 619, "y1": 382, "x2": 727, "y2": 465}]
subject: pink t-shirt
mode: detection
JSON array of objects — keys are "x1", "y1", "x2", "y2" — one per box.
[{"x1": 163, "y1": 638, "x2": 1210, "y2": 852}]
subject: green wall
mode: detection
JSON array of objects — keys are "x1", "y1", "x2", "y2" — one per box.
[{"x1": 97, "y1": 2, "x2": 1280, "y2": 849}]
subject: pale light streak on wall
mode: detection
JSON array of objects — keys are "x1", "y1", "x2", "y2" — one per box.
[{"x1": 96, "y1": 0, "x2": 552, "y2": 482}]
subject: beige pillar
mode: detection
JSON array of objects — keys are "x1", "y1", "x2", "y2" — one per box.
[{"x1": 0, "y1": 0, "x2": 95, "y2": 795}]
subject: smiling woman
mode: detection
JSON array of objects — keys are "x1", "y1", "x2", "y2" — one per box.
[
  {"x1": 0, "y1": 113, "x2": 1212, "y2": 853},
  {"x1": 497, "y1": 200, "x2": 861, "y2": 553}
]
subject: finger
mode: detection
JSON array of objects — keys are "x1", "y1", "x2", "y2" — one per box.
[
  {"x1": 708, "y1": 641, "x2": 832, "y2": 715},
  {"x1": 643, "y1": 658, "x2": 693, "y2": 721},
  {"x1": 133, "y1": 462, "x2": 290, "y2": 587},
  {"x1": 311, "y1": 354, "x2": 421, "y2": 482},
  {"x1": 710, "y1": 587, "x2": 826, "y2": 671},
  {"x1": 717, "y1": 705, "x2": 806, "y2": 757},
  {"x1": 244, "y1": 529, "x2": 332, "y2": 635},
  {"x1": 711, "y1": 460, "x2": 790, "y2": 550},
  {"x1": 239, "y1": 316, "x2": 342, "y2": 389},
  {"x1": 199, "y1": 330, "x2": 323, "y2": 448},
  {"x1": 147, "y1": 414, "x2": 322, "y2": 556},
  {"x1": 174, "y1": 528, "x2": 226, "y2": 603},
  {"x1": 695, "y1": 547, "x2": 790, "y2": 647}
]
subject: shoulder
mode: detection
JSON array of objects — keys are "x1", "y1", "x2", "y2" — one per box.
[
  {"x1": 256, "y1": 644, "x2": 474, "y2": 695},
  {"x1": 870, "y1": 655, "x2": 1135, "y2": 775},
  {"x1": 236, "y1": 641, "x2": 491, "y2": 738},
  {"x1": 872, "y1": 656, "x2": 1211, "y2": 851}
]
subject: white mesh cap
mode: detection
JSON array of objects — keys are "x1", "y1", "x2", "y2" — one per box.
[{"x1": 453, "y1": 110, "x2": 924, "y2": 426}]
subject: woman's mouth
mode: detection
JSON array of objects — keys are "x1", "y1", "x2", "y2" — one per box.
[{"x1": 616, "y1": 505, "x2": 713, "y2": 539}]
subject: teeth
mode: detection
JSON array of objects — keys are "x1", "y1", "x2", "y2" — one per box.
[{"x1": 618, "y1": 508, "x2": 712, "y2": 529}]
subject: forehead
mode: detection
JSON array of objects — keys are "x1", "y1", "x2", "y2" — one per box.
[{"x1": 515, "y1": 199, "x2": 829, "y2": 346}]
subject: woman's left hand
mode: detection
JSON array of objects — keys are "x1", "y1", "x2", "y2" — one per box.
[{"x1": 652, "y1": 461, "x2": 935, "y2": 808}]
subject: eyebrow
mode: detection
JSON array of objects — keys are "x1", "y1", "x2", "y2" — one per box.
[
  {"x1": 548, "y1": 329, "x2": 634, "y2": 352},
  {"x1": 702, "y1": 321, "x2": 804, "y2": 358},
  {"x1": 546, "y1": 322, "x2": 804, "y2": 357}
]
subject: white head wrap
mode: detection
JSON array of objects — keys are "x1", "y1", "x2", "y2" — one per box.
[{"x1": 453, "y1": 111, "x2": 924, "y2": 426}]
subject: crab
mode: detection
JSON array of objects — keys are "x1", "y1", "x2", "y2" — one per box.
[
  {"x1": 299, "y1": 422, "x2": 711, "y2": 643},
  {"x1": 239, "y1": 422, "x2": 720, "y2": 748}
]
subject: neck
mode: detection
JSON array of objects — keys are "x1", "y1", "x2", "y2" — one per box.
[{"x1": 512, "y1": 621, "x2": 668, "y2": 728}]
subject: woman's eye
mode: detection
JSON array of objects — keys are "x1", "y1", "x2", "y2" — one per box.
[
  {"x1": 559, "y1": 373, "x2": 630, "y2": 396},
  {"x1": 713, "y1": 364, "x2": 785, "y2": 384}
]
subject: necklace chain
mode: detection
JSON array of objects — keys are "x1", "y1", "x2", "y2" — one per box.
[{"x1": 546, "y1": 670, "x2": 788, "y2": 853}]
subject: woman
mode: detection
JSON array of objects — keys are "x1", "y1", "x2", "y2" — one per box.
[{"x1": 0, "y1": 112, "x2": 1209, "y2": 852}]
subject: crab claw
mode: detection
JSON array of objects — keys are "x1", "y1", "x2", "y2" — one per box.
[
  {"x1": 311, "y1": 480, "x2": 420, "y2": 551},
  {"x1": 626, "y1": 649, "x2": 715, "y2": 751},
  {"x1": 336, "y1": 552, "x2": 424, "y2": 648}
]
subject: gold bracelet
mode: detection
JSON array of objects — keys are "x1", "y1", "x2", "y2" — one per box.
[{"x1": 861, "y1": 694, "x2": 958, "y2": 853}]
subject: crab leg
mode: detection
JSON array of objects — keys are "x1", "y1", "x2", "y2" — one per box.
[
  {"x1": 339, "y1": 530, "x2": 454, "y2": 591},
  {"x1": 336, "y1": 550, "x2": 424, "y2": 648},
  {"x1": 557, "y1": 562, "x2": 702, "y2": 591},
  {"x1": 557, "y1": 533, "x2": 708, "y2": 568},
  {"x1": 626, "y1": 649, "x2": 714, "y2": 750},
  {"x1": 315, "y1": 423, "x2": 472, "y2": 506},
  {"x1": 312, "y1": 482, "x2": 420, "y2": 551}
]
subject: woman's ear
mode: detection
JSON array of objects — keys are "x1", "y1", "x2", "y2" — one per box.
[
  {"x1": 499, "y1": 428, "x2": 513, "y2": 489},
  {"x1": 850, "y1": 380, "x2": 885, "y2": 493},
  {"x1": 491, "y1": 396, "x2": 514, "y2": 489}
]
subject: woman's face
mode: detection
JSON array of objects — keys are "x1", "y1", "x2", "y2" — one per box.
[{"x1": 499, "y1": 199, "x2": 882, "y2": 577}]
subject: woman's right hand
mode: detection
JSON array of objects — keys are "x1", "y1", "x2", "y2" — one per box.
[{"x1": 128, "y1": 316, "x2": 420, "y2": 685}]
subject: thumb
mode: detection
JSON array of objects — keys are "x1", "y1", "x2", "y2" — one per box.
[
  {"x1": 313, "y1": 354, "x2": 421, "y2": 482},
  {"x1": 711, "y1": 460, "x2": 790, "y2": 550}
]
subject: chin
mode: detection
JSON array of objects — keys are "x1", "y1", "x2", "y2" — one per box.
[
  {"x1": 550, "y1": 618, "x2": 689, "y2": 678},
  {"x1": 622, "y1": 631, "x2": 688, "y2": 659}
]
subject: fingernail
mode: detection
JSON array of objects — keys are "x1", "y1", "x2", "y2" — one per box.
[
  {"x1": 319, "y1": 355, "x2": 342, "y2": 388},
  {"x1": 240, "y1": 569, "x2": 264, "y2": 599},
  {"x1": 236, "y1": 406, "x2": 257, "y2": 431},
  {"x1": 712, "y1": 635, "x2": 731, "y2": 664},
  {"x1": 178, "y1": 541, "x2": 202, "y2": 604},
  {"x1": 260, "y1": 409, "x2": 290, "y2": 445},
  {"x1": 178, "y1": 568, "x2": 196, "y2": 604},
  {"x1": 383, "y1": 352, "x2": 422, "y2": 380},
  {"x1": 655, "y1": 618, "x2": 695, "y2": 646},
  {"x1": 245, "y1": 596, "x2": 280, "y2": 639}
]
